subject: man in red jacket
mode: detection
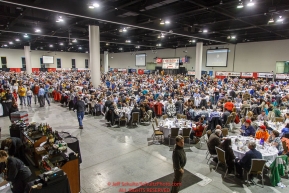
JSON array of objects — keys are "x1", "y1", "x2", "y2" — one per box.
[{"x1": 33, "y1": 83, "x2": 40, "y2": 105}]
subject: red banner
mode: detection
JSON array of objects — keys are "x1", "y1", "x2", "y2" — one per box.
[{"x1": 10, "y1": 68, "x2": 21, "y2": 72}]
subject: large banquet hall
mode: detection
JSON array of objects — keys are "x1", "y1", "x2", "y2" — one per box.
[{"x1": 1, "y1": 0, "x2": 289, "y2": 193}]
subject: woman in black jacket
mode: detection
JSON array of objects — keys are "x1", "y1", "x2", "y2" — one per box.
[
  {"x1": 219, "y1": 138, "x2": 235, "y2": 174},
  {"x1": 0, "y1": 150, "x2": 31, "y2": 193}
]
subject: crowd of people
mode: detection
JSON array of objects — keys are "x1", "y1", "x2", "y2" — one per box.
[{"x1": 1, "y1": 70, "x2": 289, "y2": 192}]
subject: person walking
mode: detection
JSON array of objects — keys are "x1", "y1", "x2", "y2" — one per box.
[
  {"x1": 73, "y1": 96, "x2": 85, "y2": 129},
  {"x1": 171, "y1": 135, "x2": 187, "y2": 193},
  {"x1": 44, "y1": 83, "x2": 51, "y2": 106},
  {"x1": 38, "y1": 85, "x2": 45, "y2": 107},
  {"x1": 26, "y1": 87, "x2": 32, "y2": 107}
]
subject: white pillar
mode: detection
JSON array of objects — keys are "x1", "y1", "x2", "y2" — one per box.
[
  {"x1": 24, "y1": 46, "x2": 32, "y2": 74},
  {"x1": 104, "y1": 51, "x2": 108, "y2": 73},
  {"x1": 89, "y1": 25, "x2": 101, "y2": 88},
  {"x1": 195, "y1": 42, "x2": 203, "y2": 79}
]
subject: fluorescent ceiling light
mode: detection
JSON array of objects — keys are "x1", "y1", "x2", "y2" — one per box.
[
  {"x1": 231, "y1": 36, "x2": 236, "y2": 39},
  {"x1": 247, "y1": 0, "x2": 254, "y2": 6},
  {"x1": 9, "y1": 42, "x2": 13, "y2": 44},
  {"x1": 59, "y1": 43, "x2": 64, "y2": 45},
  {"x1": 165, "y1": 20, "x2": 170, "y2": 24},
  {"x1": 93, "y1": 3, "x2": 100, "y2": 8},
  {"x1": 277, "y1": 16, "x2": 284, "y2": 22},
  {"x1": 23, "y1": 34, "x2": 28, "y2": 38},
  {"x1": 15, "y1": 39, "x2": 20, "y2": 41},
  {"x1": 35, "y1": 29, "x2": 41, "y2": 33},
  {"x1": 203, "y1": 29, "x2": 208, "y2": 33}
]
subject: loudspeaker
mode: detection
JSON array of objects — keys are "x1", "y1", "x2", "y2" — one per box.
[{"x1": 1, "y1": 57, "x2": 7, "y2": 64}]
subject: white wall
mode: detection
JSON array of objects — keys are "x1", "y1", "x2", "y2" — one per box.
[
  {"x1": 0, "y1": 48, "x2": 89, "y2": 68},
  {"x1": 1, "y1": 39, "x2": 289, "y2": 72}
]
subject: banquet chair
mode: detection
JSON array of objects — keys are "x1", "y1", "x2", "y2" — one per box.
[
  {"x1": 163, "y1": 114, "x2": 168, "y2": 120},
  {"x1": 181, "y1": 128, "x2": 191, "y2": 147},
  {"x1": 206, "y1": 142, "x2": 217, "y2": 164},
  {"x1": 169, "y1": 128, "x2": 180, "y2": 146},
  {"x1": 152, "y1": 123, "x2": 163, "y2": 144},
  {"x1": 176, "y1": 114, "x2": 181, "y2": 119},
  {"x1": 243, "y1": 159, "x2": 266, "y2": 187},
  {"x1": 131, "y1": 112, "x2": 140, "y2": 127},
  {"x1": 180, "y1": 115, "x2": 187, "y2": 119},
  {"x1": 195, "y1": 126, "x2": 208, "y2": 149},
  {"x1": 215, "y1": 147, "x2": 229, "y2": 178},
  {"x1": 224, "y1": 115, "x2": 234, "y2": 131},
  {"x1": 154, "y1": 117, "x2": 159, "y2": 127},
  {"x1": 222, "y1": 128, "x2": 229, "y2": 137},
  {"x1": 275, "y1": 117, "x2": 284, "y2": 123}
]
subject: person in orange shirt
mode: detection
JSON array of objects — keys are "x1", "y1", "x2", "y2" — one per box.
[
  {"x1": 224, "y1": 99, "x2": 234, "y2": 112},
  {"x1": 255, "y1": 125, "x2": 270, "y2": 141}
]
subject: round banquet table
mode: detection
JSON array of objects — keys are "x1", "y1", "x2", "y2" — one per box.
[
  {"x1": 158, "y1": 119, "x2": 195, "y2": 138},
  {"x1": 228, "y1": 136, "x2": 278, "y2": 162}
]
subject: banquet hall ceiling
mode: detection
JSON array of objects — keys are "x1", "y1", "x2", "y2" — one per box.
[{"x1": 0, "y1": 0, "x2": 289, "y2": 53}]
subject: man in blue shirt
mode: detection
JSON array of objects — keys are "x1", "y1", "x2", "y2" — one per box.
[
  {"x1": 38, "y1": 85, "x2": 45, "y2": 107},
  {"x1": 239, "y1": 119, "x2": 255, "y2": 136}
]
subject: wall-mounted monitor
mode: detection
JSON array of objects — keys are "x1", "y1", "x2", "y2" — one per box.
[
  {"x1": 206, "y1": 49, "x2": 228, "y2": 67},
  {"x1": 42, "y1": 56, "x2": 54, "y2": 64},
  {"x1": 135, "y1": 53, "x2": 146, "y2": 66},
  {"x1": 162, "y1": 58, "x2": 180, "y2": 69}
]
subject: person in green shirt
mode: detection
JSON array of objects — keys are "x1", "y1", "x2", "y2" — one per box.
[{"x1": 273, "y1": 106, "x2": 281, "y2": 118}]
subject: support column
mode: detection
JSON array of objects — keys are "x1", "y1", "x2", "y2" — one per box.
[
  {"x1": 24, "y1": 46, "x2": 32, "y2": 74},
  {"x1": 103, "y1": 51, "x2": 108, "y2": 73},
  {"x1": 89, "y1": 25, "x2": 101, "y2": 88},
  {"x1": 195, "y1": 42, "x2": 203, "y2": 79}
]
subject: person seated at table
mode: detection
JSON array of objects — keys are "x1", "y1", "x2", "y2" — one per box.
[
  {"x1": 239, "y1": 120, "x2": 256, "y2": 137},
  {"x1": 207, "y1": 129, "x2": 222, "y2": 155},
  {"x1": 284, "y1": 113, "x2": 289, "y2": 124},
  {"x1": 273, "y1": 106, "x2": 282, "y2": 117},
  {"x1": 255, "y1": 125, "x2": 270, "y2": 141},
  {"x1": 166, "y1": 99, "x2": 176, "y2": 117},
  {"x1": 240, "y1": 101, "x2": 250, "y2": 117},
  {"x1": 281, "y1": 123, "x2": 289, "y2": 137},
  {"x1": 266, "y1": 130, "x2": 284, "y2": 155},
  {"x1": 257, "y1": 110, "x2": 268, "y2": 121},
  {"x1": 190, "y1": 117, "x2": 205, "y2": 140},
  {"x1": 219, "y1": 138, "x2": 235, "y2": 174},
  {"x1": 0, "y1": 150, "x2": 32, "y2": 193},
  {"x1": 235, "y1": 141, "x2": 262, "y2": 177},
  {"x1": 224, "y1": 99, "x2": 234, "y2": 112}
]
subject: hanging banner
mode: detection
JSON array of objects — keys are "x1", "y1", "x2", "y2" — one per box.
[
  {"x1": 257, "y1": 73, "x2": 274, "y2": 78},
  {"x1": 241, "y1": 72, "x2": 253, "y2": 78},
  {"x1": 162, "y1": 58, "x2": 180, "y2": 69},
  {"x1": 227, "y1": 72, "x2": 240, "y2": 76},
  {"x1": 156, "y1": 58, "x2": 162, "y2": 63},
  {"x1": 144, "y1": 70, "x2": 151, "y2": 74},
  {"x1": 275, "y1": 74, "x2": 289, "y2": 79},
  {"x1": 128, "y1": 69, "x2": 136, "y2": 73},
  {"x1": 187, "y1": 71, "x2": 195, "y2": 76},
  {"x1": 118, "y1": 68, "x2": 127, "y2": 72},
  {"x1": 215, "y1": 72, "x2": 228, "y2": 76}
]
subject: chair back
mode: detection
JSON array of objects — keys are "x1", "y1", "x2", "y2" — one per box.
[
  {"x1": 225, "y1": 115, "x2": 233, "y2": 125},
  {"x1": 222, "y1": 128, "x2": 229, "y2": 137},
  {"x1": 180, "y1": 115, "x2": 187, "y2": 119},
  {"x1": 176, "y1": 114, "x2": 181, "y2": 119},
  {"x1": 248, "y1": 159, "x2": 266, "y2": 175},
  {"x1": 182, "y1": 128, "x2": 191, "y2": 137},
  {"x1": 170, "y1": 128, "x2": 180, "y2": 138},
  {"x1": 201, "y1": 126, "x2": 208, "y2": 137},
  {"x1": 215, "y1": 147, "x2": 226, "y2": 164},
  {"x1": 154, "y1": 117, "x2": 159, "y2": 127},
  {"x1": 152, "y1": 123, "x2": 156, "y2": 132},
  {"x1": 275, "y1": 117, "x2": 284, "y2": 123},
  {"x1": 163, "y1": 114, "x2": 168, "y2": 120},
  {"x1": 132, "y1": 112, "x2": 139, "y2": 123},
  {"x1": 282, "y1": 140, "x2": 288, "y2": 153},
  {"x1": 206, "y1": 130, "x2": 212, "y2": 138}
]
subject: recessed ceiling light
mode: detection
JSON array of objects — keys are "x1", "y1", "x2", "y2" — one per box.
[
  {"x1": 23, "y1": 34, "x2": 28, "y2": 38},
  {"x1": 231, "y1": 36, "x2": 236, "y2": 39},
  {"x1": 49, "y1": 45, "x2": 53, "y2": 47},
  {"x1": 123, "y1": 28, "x2": 127, "y2": 32},
  {"x1": 9, "y1": 42, "x2": 13, "y2": 44},
  {"x1": 59, "y1": 42, "x2": 64, "y2": 45},
  {"x1": 203, "y1": 29, "x2": 208, "y2": 33},
  {"x1": 35, "y1": 29, "x2": 41, "y2": 33},
  {"x1": 165, "y1": 20, "x2": 170, "y2": 24},
  {"x1": 93, "y1": 3, "x2": 100, "y2": 8},
  {"x1": 56, "y1": 16, "x2": 64, "y2": 22},
  {"x1": 15, "y1": 38, "x2": 20, "y2": 41},
  {"x1": 192, "y1": 40, "x2": 196, "y2": 43},
  {"x1": 247, "y1": 0, "x2": 254, "y2": 6}
]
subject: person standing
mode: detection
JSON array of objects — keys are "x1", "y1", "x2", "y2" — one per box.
[
  {"x1": 171, "y1": 135, "x2": 186, "y2": 193},
  {"x1": 38, "y1": 85, "x2": 45, "y2": 107},
  {"x1": 32, "y1": 82, "x2": 40, "y2": 105},
  {"x1": 73, "y1": 96, "x2": 85, "y2": 129},
  {"x1": 18, "y1": 85, "x2": 26, "y2": 106},
  {"x1": 26, "y1": 87, "x2": 32, "y2": 107},
  {"x1": 0, "y1": 150, "x2": 31, "y2": 193},
  {"x1": 44, "y1": 83, "x2": 50, "y2": 106}
]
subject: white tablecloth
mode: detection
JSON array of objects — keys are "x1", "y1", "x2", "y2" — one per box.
[
  {"x1": 229, "y1": 136, "x2": 278, "y2": 162},
  {"x1": 158, "y1": 119, "x2": 194, "y2": 138}
]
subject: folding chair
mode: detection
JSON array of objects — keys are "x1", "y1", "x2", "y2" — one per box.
[
  {"x1": 176, "y1": 114, "x2": 181, "y2": 119},
  {"x1": 131, "y1": 112, "x2": 140, "y2": 127},
  {"x1": 163, "y1": 114, "x2": 168, "y2": 120},
  {"x1": 215, "y1": 147, "x2": 230, "y2": 178},
  {"x1": 243, "y1": 159, "x2": 266, "y2": 187},
  {"x1": 152, "y1": 123, "x2": 163, "y2": 144},
  {"x1": 182, "y1": 128, "x2": 191, "y2": 147},
  {"x1": 169, "y1": 128, "x2": 180, "y2": 146},
  {"x1": 206, "y1": 142, "x2": 217, "y2": 164}
]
